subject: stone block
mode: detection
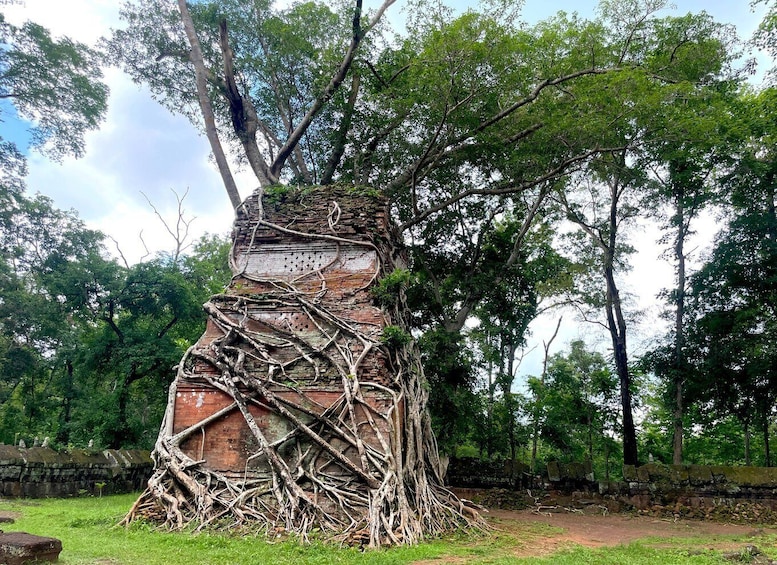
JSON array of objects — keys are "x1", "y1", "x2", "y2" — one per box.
[
  {"x1": 0, "y1": 446, "x2": 23, "y2": 466},
  {"x1": 20, "y1": 448, "x2": 61, "y2": 467},
  {"x1": 622, "y1": 464, "x2": 637, "y2": 481},
  {"x1": 688, "y1": 465, "x2": 713, "y2": 485},
  {"x1": 724, "y1": 466, "x2": 777, "y2": 488},
  {"x1": 667, "y1": 464, "x2": 689, "y2": 483},
  {"x1": 0, "y1": 532, "x2": 62, "y2": 564},
  {"x1": 68, "y1": 449, "x2": 104, "y2": 467}
]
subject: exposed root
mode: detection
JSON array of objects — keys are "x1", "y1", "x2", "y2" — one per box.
[{"x1": 122, "y1": 188, "x2": 484, "y2": 546}]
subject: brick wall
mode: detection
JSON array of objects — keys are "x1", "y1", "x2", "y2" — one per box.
[{"x1": 172, "y1": 185, "x2": 401, "y2": 480}]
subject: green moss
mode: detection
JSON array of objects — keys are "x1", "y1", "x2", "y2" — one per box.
[{"x1": 345, "y1": 185, "x2": 384, "y2": 199}]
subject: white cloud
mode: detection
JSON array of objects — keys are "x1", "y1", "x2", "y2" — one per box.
[
  {"x1": 23, "y1": 69, "x2": 242, "y2": 263},
  {"x1": 3, "y1": 0, "x2": 119, "y2": 45}
]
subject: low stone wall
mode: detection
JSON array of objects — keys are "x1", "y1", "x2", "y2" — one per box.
[
  {"x1": 622, "y1": 463, "x2": 777, "y2": 511},
  {"x1": 447, "y1": 458, "x2": 777, "y2": 522},
  {"x1": 446, "y1": 457, "x2": 531, "y2": 489},
  {"x1": 0, "y1": 446, "x2": 152, "y2": 498}
]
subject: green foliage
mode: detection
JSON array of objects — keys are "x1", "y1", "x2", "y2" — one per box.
[
  {"x1": 0, "y1": 179, "x2": 232, "y2": 448},
  {"x1": 6, "y1": 0, "x2": 772, "y2": 471},
  {"x1": 679, "y1": 88, "x2": 777, "y2": 465},
  {"x1": 380, "y1": 325, "x2": 412, "y2": 349},
  {"x1": 0, "y1": 12, "x2": 108, "y2": 160},
  {"x1": 371, "y1": 268, "x2": 411, "y2": 307},
  {"x1": 530, "y1": 340, "x2": 620, "y2": 476}
]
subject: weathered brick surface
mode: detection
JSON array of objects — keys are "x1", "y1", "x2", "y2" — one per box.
[
  {"x1": 172, "y1": 186, "x2": 400, "y2": 477},
  {"x1": 175, "y1": 384, "x2": 394, "y2": 477}
]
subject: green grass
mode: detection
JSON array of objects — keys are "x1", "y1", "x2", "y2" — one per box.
[
  {"x1": 0, "y1": 494, "x2": 484, "y2": 565},
  {"x1": 1, "y1": 494, "x2": 774, "y2": 564},
  {"x1": 498, "y1": 545, "x2": 732, "y2": 564}
]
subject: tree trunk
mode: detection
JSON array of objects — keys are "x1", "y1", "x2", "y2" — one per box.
[
  {"x1": 604, "y1": 261, "x2": 638, "y2": 466},
  {"x1": 177, "y1": 0, "x2": 242, "y2": 209},
  {"x1": 671, "y1": 189, "x2": 687, "y2": 465},
  {"x1": 530, "y1": 317, "x2": 562, "y2": 474},
  {"x1": 587, "y1": 411, "x2": 593, "y2": 463},
  {"x1": 56, "y1": 359, "x2": 75, "y2": 445},
  {"x1": 763, "y1": 408, "x2": 771, "y2": 467}
]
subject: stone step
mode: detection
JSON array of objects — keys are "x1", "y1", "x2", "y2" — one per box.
[{"x1": 0, "y1": 532, "x2": 62, "y2": 564}]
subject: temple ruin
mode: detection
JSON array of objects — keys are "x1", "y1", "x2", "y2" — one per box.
[{"x1": 125, "y1": 185, "x2": 477, "y2": 545}]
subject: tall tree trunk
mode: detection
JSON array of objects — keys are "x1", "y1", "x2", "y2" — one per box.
[
  {"x1": 604, "y1": 212, "x2": 638, "y2": 465},
  {"x1": 506, "y1": 339, "x2": 517, "y2": 465},
  {"x1": 112, "y1": 364, "x2": 138, "y2": 449},
  {"x1": 561, "y1": 162, "x2": 638, "y2": 467},
  {"x1": 604, "y1": 259, "x2": 638, "y2": 466},
  {"x1": 56, "y1": 359, "x2": 75, "y2": 445},
  {"x1": 601, "y1": 171, "x2": 638, "y2": 467},
  {"x1": 587, "y1": 411, "x2": 593, "y2": 463},
  {"x1": 672, "y1": 194, "x2": 686, "y2": 465},
  {"x1": 763, "y1": 406, "x2": 771, "y2": 467}
]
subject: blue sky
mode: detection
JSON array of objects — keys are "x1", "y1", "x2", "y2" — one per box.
[{"x1": 1, "y1": 0, "x2": 772, "y2": 378}]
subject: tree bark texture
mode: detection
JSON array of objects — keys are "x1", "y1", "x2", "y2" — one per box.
[{"x1": 122, "y1": 186, "x2": 480, "y2": 545}]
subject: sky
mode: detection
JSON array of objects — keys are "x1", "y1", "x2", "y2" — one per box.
[{"x1": 1, "y1": 0, "x2": 772, "y2": 380}]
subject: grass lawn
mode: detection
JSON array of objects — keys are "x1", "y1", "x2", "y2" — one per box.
[{"x1": 0, "y1": 494, "x2": 774, "y2": 564}]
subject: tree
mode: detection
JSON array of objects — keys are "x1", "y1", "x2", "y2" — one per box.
[
  {"x1": 636, "y1": 12, "x2": 742, "y2": 464},
  {"x1": 0, "y1": 176, "x2": 231, "y2": 449},
  {"x1": 558, "y1": 9, "x2": 741, "y2": 466},
  {"x1": 0, "y1": 188, "x2": 108, "y2": 444},
  {"x1": 560, "y1": 150, "x2": 643, "y2": 466},
  {"x1": 528, "y1": 340, "x2": 618, "y2": 474},
  {"x1": 0, "y1": 12, "x2": 109, "y2": 439},
  {"x1": 107, "y1": 0, "x2": 743, "y2": 541},
  {"x1": 467, "y1": 218, "x2": 573, "y2": 461},
  {"x1": 0, "y1": 12, "x2": 108, "y2": 161},
  {"x1": 684, "y1": 88, "x2": 777, "y2": 466}
]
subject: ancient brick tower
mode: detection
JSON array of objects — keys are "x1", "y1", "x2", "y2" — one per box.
[
  {"x1": 170, "y1": 185, "x2": 396, "y2": 484},
  {"x1": 127, "y1": 185, "x2": 474, "y2": 545}
]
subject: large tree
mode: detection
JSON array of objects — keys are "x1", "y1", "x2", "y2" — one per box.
[
  {"x1": 106, "y1": 0, "x2": 741, "y2": 541},
  {"x1": 0, "y1": 11, "x2": 108, "y2": 166},
  {"x1": 684, "y1": 88, "x2": 777, "y2": 466},
  {"x1": 558, "y1": 9, "x2": 740, "y2": 466}
]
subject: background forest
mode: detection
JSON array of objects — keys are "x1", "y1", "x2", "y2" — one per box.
[{"x1": 2, "y1": 0, "x2": 777, "y2": 481}]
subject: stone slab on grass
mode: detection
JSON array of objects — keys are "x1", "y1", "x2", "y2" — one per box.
[{"x1": 0, "y1": 532, "x2": 62, "y2": 564}]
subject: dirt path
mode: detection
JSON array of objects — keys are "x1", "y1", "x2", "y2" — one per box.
[{"x1": 488, "y1": 508, "x2": 772, "y2": 558}]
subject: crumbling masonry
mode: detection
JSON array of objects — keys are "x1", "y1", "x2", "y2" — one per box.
[{"x1": 125, "y1": 185, "x2": 477, "y2": 545}]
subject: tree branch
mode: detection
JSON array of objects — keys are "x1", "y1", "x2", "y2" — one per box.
[
  {"x1": 268, "y1": 0, "x2": 396, "y2": 181},
  {"x1": 177, "y1": 0, "x2": 242, "y2": 210}
]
